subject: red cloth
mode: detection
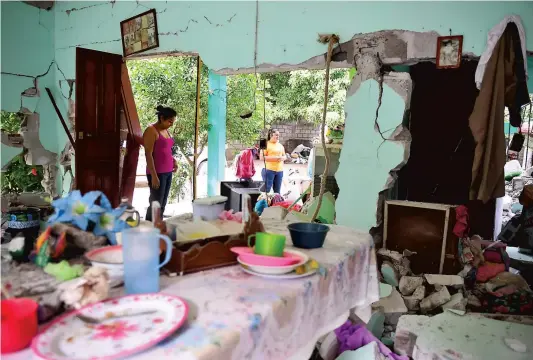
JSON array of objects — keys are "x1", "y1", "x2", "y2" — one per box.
[
  {"x1": 271, "y1": 201, "x2": 302, "y2": 212},
  {"x1": 235, "y1": 149, "x2": 255, "y2": 179},
  {"x1": 476, "y1": 262, "x2": 506, "y2": 282},
  {"x1": 453, "y1": 205, "x2": 469, "y2": 238}
]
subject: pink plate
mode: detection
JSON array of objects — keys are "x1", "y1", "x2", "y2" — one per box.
[
  {"x1": 230, "y1": 247, "x2": 301, "y2": 266},
  {"x1": 31, "y1": 293, "x2": 188, "y2": 360}
]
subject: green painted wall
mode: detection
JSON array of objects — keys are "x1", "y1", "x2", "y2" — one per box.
[
  {"x1": 1, "y1": 2, "x2": 58, "y2": 168},
  {"x1": 4, "y1": 1, "x2": 533, "y2": 230}
]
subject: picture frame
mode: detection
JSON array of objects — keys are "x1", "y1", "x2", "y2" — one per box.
[
  {"x1": 120, "y1": 9, "x2": 159, "y2": 57},
  {"x1": 436, "y1": 35, "x2": 463, "y2": 69}
]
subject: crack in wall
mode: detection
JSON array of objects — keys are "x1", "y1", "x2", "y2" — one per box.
[
  {"x1": 203, "y1": 13, "x2": 237, "y2": 27},
  {"x1": 65, "y1": 2, "x2": 108, "y2": 16},
  {"x1": 38, "y1": 9, "x2": 51, "y2": 33},
  {"x1": 56, "y1": 39, "x2": 121, "y2": 50}
]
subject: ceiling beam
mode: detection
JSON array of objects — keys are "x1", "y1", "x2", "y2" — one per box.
[{"x1": 22, "y1": 1, "x2": 54, "y2": 10}]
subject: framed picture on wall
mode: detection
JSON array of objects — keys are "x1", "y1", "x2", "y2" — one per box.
[
  {"x1": 120, "y1": 9, "x2": 159, "y2": 57},
  {"x1": 436, "y1": 35, "x2": 463, "y2": 69}
]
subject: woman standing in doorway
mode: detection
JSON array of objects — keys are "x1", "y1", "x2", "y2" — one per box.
[
  {"x1": 262, "y1": 129, "x2": 286, "y2": 194},
  {"x1": 143, "y1": 105, "x2": 178, "y2": 221}
]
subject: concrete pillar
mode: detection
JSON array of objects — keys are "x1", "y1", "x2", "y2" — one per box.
[{"x1": 207, "y1": 70, "x2": 227, "y2": 196}]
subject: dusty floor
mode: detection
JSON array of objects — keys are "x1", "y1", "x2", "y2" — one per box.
[{"x1": 132, "y1": 158, "x2": 309, "y2": 218}]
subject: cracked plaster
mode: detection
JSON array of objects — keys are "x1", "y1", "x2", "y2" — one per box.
[{"x1": 4, "y1": 1, "x2": 533, "y2": 226}]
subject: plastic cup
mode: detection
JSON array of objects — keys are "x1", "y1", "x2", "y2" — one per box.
[{"x1": 1, "y1": 298, "x2": 39, "y2": 354}]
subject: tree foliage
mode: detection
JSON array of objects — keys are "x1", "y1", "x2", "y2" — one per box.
[
  {"x1": 1, "y1": 154, "x2": 44, "y2": 194},
  {"x1": 127, "y1": 57, "x2": 350, "y2": 201},
  {"x1": 1, "y1": 111, "x2": 24, "y2": 133}
]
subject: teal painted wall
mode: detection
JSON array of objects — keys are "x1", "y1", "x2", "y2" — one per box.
[
  {"x1": 1, "y1": 1, "x2": 58, "y2": 168},
  {"x1": 3, "y1": 1, "x2": 533, "y2": 229}
]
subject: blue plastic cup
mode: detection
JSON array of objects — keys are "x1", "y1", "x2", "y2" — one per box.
[{"x1": 122, "y1": 227, "x2": 172, "y2": 295}]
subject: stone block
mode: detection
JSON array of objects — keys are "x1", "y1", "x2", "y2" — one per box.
[
  {"x1": 420, "y1": 286, "x2": 451, "y2": 313},
  {"x1": 402, "y1": 284, "x2": 425, "y2": 311},
  {"x1": 441, "y1": 293, "x2": 467, "y2": 312},
  {"x1": 398, "y1": 276, "x2": 424, "y2": 296}
]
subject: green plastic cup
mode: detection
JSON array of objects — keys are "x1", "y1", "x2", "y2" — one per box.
[{"x1": 247, "y1": 232, "x2": 286, "y2": 257}]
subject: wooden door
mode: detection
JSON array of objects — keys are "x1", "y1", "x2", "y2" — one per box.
[{"x1": 75, "y1": 48, "x2": 123, "y2": 207}]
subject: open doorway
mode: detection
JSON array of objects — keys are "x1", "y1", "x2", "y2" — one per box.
[{"x1": 126, "y1": 55, "x2": 351, "y2": 218}]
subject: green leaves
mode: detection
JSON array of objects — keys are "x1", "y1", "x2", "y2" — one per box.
[
  {"x1": 127, "y1": 58, "x2": 351, "y2": 201},
  {"x1": 1, "y1": 154, "x2": 44, "y2": 194}
]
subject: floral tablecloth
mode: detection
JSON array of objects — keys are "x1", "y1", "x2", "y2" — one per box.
[{"x1": 6, "y1": 219, "x2": 379, "y2": 360}]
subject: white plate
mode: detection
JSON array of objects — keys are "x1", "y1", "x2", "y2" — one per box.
[
  {"x1": 31, "y1": 293, "x2": 188, "y2": 360},
  {"x1": 241, "y1": 266, "x2": 317, "y2": 279},
  {"x1": 237, "y1": 249, "x2": 308, "y2": 275}
]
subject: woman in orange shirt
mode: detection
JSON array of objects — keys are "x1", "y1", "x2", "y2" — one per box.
[{"x1": 261, "y1": 129, "x2": 285, "y2": 193}]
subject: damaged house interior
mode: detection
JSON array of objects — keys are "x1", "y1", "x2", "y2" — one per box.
[{"x1": 2, "y1": 1, "x2": 533, "y2": 359}]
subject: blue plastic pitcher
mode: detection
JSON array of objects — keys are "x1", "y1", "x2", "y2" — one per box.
[{"x1": 122, "y1": 227, "x2": 173, "y2": 295}]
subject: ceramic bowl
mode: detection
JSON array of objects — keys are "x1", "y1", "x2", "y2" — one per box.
[{"x1": 85, "y1": 246, "x2": 124, "y2": 276}]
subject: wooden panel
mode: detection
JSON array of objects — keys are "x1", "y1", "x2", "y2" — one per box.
[
  {"x1": 384, "y1": 201, "x2": 460, "y2": 275},
  {"x1": 75, "y1": 48, "x2": 123, "y2": 207},
  {"x1": 120, "y1": 63, "x2": 142, "y2": 202}
]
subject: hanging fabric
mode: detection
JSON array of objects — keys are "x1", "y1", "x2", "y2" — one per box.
[
  {"x1": 469, "y1": 23, "x2": 530, "y2": 203},
  {"x1": 475, "y1": 15, "x2": 528, "y2": 90},
  {"x1": 235, "y1": 149, "x2": 256, "y2": 180}
]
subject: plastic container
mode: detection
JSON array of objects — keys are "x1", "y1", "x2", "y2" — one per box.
[
  {"x1": 1, "y1": 298, "x2": 39, "y2": 354},
  {"x1": 288, "y1": 222, "x2": 330, "y2": 249},
  {"x1": 193, "y1": 196, "x2": 228, "y2": 221}
]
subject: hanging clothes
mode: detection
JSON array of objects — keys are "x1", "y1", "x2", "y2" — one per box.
[
  {"x1": 469, "y1": 22, "x2": 530, "y2": 203},
  {"x1": 475, "y1": 15, "x2": 528, "y2": 90},
  {"x1": 235, "y1": 149, "x2": 256, "y2": 180}
]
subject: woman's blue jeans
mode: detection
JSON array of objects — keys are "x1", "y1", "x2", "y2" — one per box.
[{"x1": 262, "y1": 168, "x2": 283, "y2": 194}]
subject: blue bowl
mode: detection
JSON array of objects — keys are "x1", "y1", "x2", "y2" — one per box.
[{"x1": 287, "y1": 222, "x2": 330, "y2": 249}]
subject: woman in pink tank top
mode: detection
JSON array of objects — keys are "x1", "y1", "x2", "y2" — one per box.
[{"x1": 143, "y1": 105, "x2": 177, "y2": 221}]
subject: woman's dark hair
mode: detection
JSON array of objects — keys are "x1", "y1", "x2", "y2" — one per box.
[
  {"x1": 156, "y1": 105, "x2": 177, "y2": 122},
  {"x1": 267, "y1": 128, "x2": 279, "y2": 140}
]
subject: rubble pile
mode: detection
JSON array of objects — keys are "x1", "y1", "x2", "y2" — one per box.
[
  {"x1": 502, "y1": 175, "x2": 533, "y2": 225},
  {"x1": 372, "y1": 240, "x2": 533, "y2": 348},
  {"x1": 370, "y1": 248, "x2": 468, "y2": 347}
]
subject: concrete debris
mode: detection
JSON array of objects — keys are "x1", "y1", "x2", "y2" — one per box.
[
  {"x1": 260, "y1": 206, "x2": 287, "y2": 220},
  {"x1": 381, "y1": 261, "x2": 399, "y2": 287},
  {"x1": 398, "y1": 276, "x2": 424, "y2": 296},
  {"x1": 424, "y1": 274, "x2": 464, "y2": 287},
  {"x1": 395, "y1": 311, "x2": 533, "y2": 359},
  {"x1": 336, "y1": 341, "x2": 387, "y2": 360},
  {"x1": 366, "y1": 310, "x2": 385, "y2": 338},
  {"x1": 379, "y1": 282, "x2": 393, "y2": 298},
  {"x1": 441, "y1": 293, "x2": 467, "y2": 312},
  {"x1": 504, "y1": 338, "x2": 527, "y2": 353},
  {"x1": 420, "y1": 286, "x2": 451, "y2": 313},
  {"x1": 402, "y1": 284, "x2": 425, "y2": 311},
  {"x1": 372, "y1": 288, "x2": 408, "y2": 326},
  {"x1": 467, "y1": 293, "x2": 482, "y2": 307},
  {"x1": 377, "y1": 248, "x2": 404, "y2": 263}
]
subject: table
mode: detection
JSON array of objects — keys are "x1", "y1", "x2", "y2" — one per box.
[{"x1": 5, "y1": 219, "x2": 378, "y2": 360}]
